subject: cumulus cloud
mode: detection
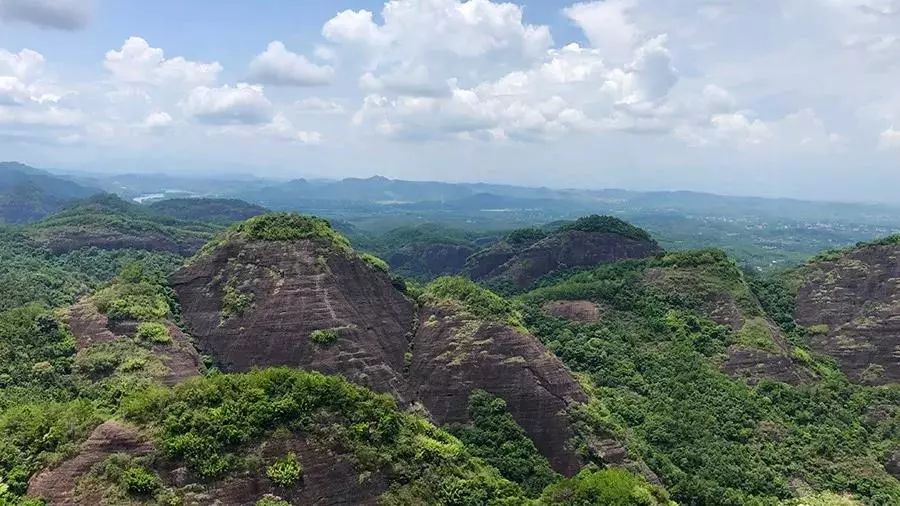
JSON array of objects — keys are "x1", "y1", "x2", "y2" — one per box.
[
  {"x1": 322, "y1": 0, "x2": 552, "y2": 96},
  {"x1": 261, "y1": 113, "x2": 323, "y2": 144},
  {"x1": 105, "y1": 37, "x2": 222, "y2": 87},
  {"x1": 141, "y1": 111, "x2": 173, "y2": 133},
  {"x1": 564, "y1": 0, "x2": 638, "y2": 63},
  {"x1": 0, "y1": 0, "x2": 92, "y2": 30},
  {"x1": 182, "y1": 83, "x2": 273, "y2": 125},
  {"x1": 249, "y1": 41, "x2": 334, "y2": 87}
]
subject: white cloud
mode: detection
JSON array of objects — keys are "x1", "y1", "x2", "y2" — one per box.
[
  {"x1": 182, "y1": 83, "x2": 273, "y2": 125},
  {"x1": 249, "y1": 41, "x2": 334, "y2": 87},
  {"x1": 0, "y1": 48, "x2": 45, "y2": 81},
  {"x1": 296, "y1": 97, "x2": 344, "y2": 114},
  {"x1": 142, "y1": 111, "x2": 173, "y2": 133},
  {"x1": 0, "y1": 0, "x2": 92, "y2": 30},
  {"x1": 878, "y1": 126, "x2": 900, "y2": 149},
  {"x1": 322, "y1": 0, "x2": 552, "y2": 96},
  {"x1": 105, "y1": 37, "x2": 222, "y2": 87},
  {"x1": 261, "y1": 114, "x2": 323, "y2": 144},
  {"x1": 564, "y1": 0, "x2": 638, "y2": 63}
]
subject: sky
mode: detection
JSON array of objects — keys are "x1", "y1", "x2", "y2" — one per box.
[{"x1": 1, "y1": 0, "x2": 900, "y2": 202}]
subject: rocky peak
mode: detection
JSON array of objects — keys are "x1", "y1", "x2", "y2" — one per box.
[
  {"x1": 465, "y1": 215, "x2": 662, "y2": 291},
  {"x1": 791, "y1": 236, "x2": 900, "y2": 384}
]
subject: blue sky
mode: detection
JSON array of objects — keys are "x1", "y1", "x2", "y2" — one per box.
[{"x1": 1, "y1": 0, "x2": 900, "y2": 202}]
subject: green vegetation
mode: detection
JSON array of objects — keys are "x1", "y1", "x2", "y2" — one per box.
[
  {"x1": 540, "y1": 467, "x2": 674, "y2": 505},
  {"x1": 266, "y1": 453, "x2": 303, "y2": 487},
  {"x1": 135, "y1": 322, "x2": 171, "y2": 345},
  {"x1": 122, "y1": 465, "x2": 161, "y2": 495},
  {"x1": 309, "y1": 328, "x2": 339, "y2": 345},
  {"x1": 449, "y1": 390, "x2": 558, "y2": 496},
  {"x1": 421, "y1": 276, "x2": 524, "y2": 329},
  {"x1": 256, "y1": 495, "x2": 290, "y2": 506},
  {"x1": 27, "y1": 193, "x2": 215, "y2": 252},
  {"x1": 93, "y1": 280, "x2": 171, "y2": 322},
  {"x1": 221, "y1": 279, "x2": 255, "y2": 320},
  {"x1": 558, "y1": 215, "x2": 654, "y2": 242},
  {"x1": 122, "y1": 368, "x2": 525, "y2": 501},
  {"x1": 506, "y1": 227, "x2": 548, "y2": 245},
  {"x1": 522, "y1": 249, "x2": 900, "y2": 505},
  {"x1": 360, "y1": 252, "x2": 389, "y2": 273},
  {"x1": 234, "y1": 213, "x2": 351, "y2": 250}
]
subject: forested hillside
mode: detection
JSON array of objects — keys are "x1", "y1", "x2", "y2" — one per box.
[{"x1": 0, "y1": 204, "x2": 896, "y2": 505}]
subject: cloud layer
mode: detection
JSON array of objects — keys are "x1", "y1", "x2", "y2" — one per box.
[{"x1": 1, "y1": 0, "x2": 900, "y2": 200}]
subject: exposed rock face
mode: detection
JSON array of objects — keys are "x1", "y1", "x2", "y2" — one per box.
[
  {"x1": 28, "y1": 421, "x2": 153, "y2": 505},
  {"x1": 171, "y1": 238, "x2": 416, "y2": 400},
  {"x1": 410, "y1": 306, "x2": 588, "y2": 475},
  {"x1": 387, "y1": 243, "x2": 475, "y2": 278},
  {"x1": 172, "y1": 436, "x2": 386, "y2": 506},
  {"x1": 173, "y1": 233, "x2": 597, "y2": 476},
  {"x1": 643, "y1": 262, "x2": 813, "y2": 385},
  {"x1": 64, "y1": 298, "x2": 202, "y2": 386},
  {"x1": 886, "y1": 449, "x2": 900, "y2": 480},
  {"x1": 28, "y1": 424, "x2": 386, "y2": 506},
  {"x1": 793, "y1": 241, "x2": 900, "y2": 384},
  {"x1": 542, "y1": 300, "x2": 602, "y2": 322},
  {"x1": 468, "y1": 230, "x2": 661, "y2": 290}
]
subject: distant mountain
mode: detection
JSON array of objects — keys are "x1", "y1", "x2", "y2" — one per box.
[
  {"x1": 465, "y1": 215, "x2": 662, "y2": 291},
  {"x1": 147, "y1": 198, "x2": 268, "y2": 224},
  {"x1": 0, "y1": 162, "x2": 100, "y2": 224},
  {"x1": 26, "y1": 193, "x2": 217, "y2": 254}
]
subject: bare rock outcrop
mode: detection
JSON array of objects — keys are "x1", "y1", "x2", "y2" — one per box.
[
  {"x1": 793, "y1": 240, "x2": 900, "y2": 384},
  {"x1": 28, "y1": 421, "x2": 153, "y2": 505},
  {"x1": 467, "y1": 229, "x2": 661, "y2": 291},
  {"x1": 171, "y1": 237, "x2": 416, "y2": 400},
  {"x1": 410, "y1": 306, "x2": 588, "y2": 475}
]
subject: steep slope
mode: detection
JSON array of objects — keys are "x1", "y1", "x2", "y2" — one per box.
[
  {"x1": 465, "y1": 216, "x2": 662, "y2": 291},
  {"x1": 172, "y1": 214, "x2": 601, "y2": 477},
  {"x1": 520, "y1": 249, "x2": 900, "y2": 504},
  {"x1": 0, "y1": 162, "x2": 99, "y2": 224},
  {"x1": 27, "y1": 194, "x2": 216, "y2": 255},
  {"x1": 171, "y1": 214, "x2": 415, "y2": 399},
  {"x1": 790, "y1": 236, "x2": 900, "y2": 384}
]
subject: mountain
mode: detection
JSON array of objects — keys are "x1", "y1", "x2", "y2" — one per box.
[
  {"x1": 465, "y1": 215, "x2": 662, "y2": 291},
  {"x1": 789, "y1": 235, "x2": 900, "y2": 384},
  {"x1": 147, "y1": 197, "x2": 268, "y2": 224},
  {"x1": 0, "y1": 162, "x2": 100, "y2": 224},
  {"x1": 170, "y1": 214, "x2": 620, "y2": 479},
  {"x1": 26, "y1": 194, "x2": 217, "y2": 255}
]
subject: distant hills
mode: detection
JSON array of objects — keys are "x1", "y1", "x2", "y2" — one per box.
[{"x1": 0, "y1": 162, "x2": 100, "y2": 224}]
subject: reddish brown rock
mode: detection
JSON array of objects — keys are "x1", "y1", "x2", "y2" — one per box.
[
  {"x1": 793, "y1": 241, "x2": 900, "y2": 384},
  {"x1": 171, "y1": 238, "x2": 416, "y2": 400},
  {"x1": 410, "y1": 306, "x2": 588, "y2": 475},
  {"x1": 28, "y1": 421, "x2": 153, "y2": 505},
  {"x1": 467, "y1": 230, "x2": 661, "y2": 290}
]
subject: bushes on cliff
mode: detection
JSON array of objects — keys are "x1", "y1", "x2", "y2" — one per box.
[
  {"x1": 558, "y1": 215, "x2": 653, "y2": 242},
  {"x1": 422, "y1": 277, "x2": 524, "y2": 329},
  {"x1": 449, "y1": 390, "x2": 558, "y2": 496},
  {"x1": 235, "y1": 213, "x2": 351, "y2": 251}
]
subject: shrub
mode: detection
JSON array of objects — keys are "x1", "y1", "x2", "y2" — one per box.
[
  {"x1": 135, "y1": 322, "x2": 171, "y2": 344},
  {"x1": 421, "y1": 277, "x2": 524, "y2": 329},
  {"x1": 309, "y1": 329, "x2": 339, "y2": 345},
  {"x1": 257, "y1": 495, "x2": 291, "y2": 506},
  {"x1": 235, "y1": 213, "x2": 352, "y2": 252},
  {"x1": 93, "y1": 282, "x2": 170, "y2": 322},
  {"x1": 360, "y1": 253, "x2": 389, "y2": 273},
  {"x1": 221, "y1": 282, "x2": 254, "y2": 320},
  {"x1": 540, "y1": 467, "x2": 673, "y2": 505},
  {"x1": 122, "y1": 466, "x2": 160, "y2": 495},
  {"x1": 266, "y1": 453, "x2": 303, "y2": 487}
]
